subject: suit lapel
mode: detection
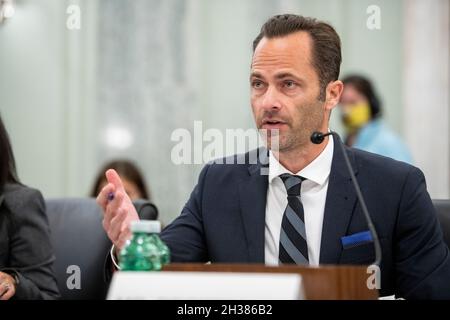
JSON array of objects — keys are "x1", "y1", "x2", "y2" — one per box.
[
  {"x1": 236, "y1": 139, "x2": 359, "y2": 265},
  {"x1": 319, "y1": 135, "x2": 359, "y2": 264},
  {"x1": 238, "y1": 148, "x2": 268, "y2": 263}
]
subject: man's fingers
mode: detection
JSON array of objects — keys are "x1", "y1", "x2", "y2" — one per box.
[
  {"x1": 109, "y1": 209, "x2": 137, "y2": 251},
  {"x1": 116, "y1": 227, "x2": 133, "y2": 251},
  {"x1": 97, "y1": 172, "x2": 139, "y2": 248},
  {"x1": 108, "y1": 207, "x2": 128, "y2": 243},
  {"x1": 96, "y1": 183, "x2": 115, "y2": 210},
  {"x1": 106, "y1": 169, "x2": 126, "y2": 193},
  {"x1": 103, "y1": 191, "x2": 124, "y2": 231}
]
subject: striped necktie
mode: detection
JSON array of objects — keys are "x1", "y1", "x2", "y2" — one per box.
[{"x1": 278, "y1": 173, "x2": 309, "y2": 264}]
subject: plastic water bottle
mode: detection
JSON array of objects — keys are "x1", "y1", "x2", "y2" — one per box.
[
  {"x1": 119, "y1": 220, "x2": 164, "y2": 271},
  {"x1": 150, "y1": 225, "x2": 171, "y2": 266}
]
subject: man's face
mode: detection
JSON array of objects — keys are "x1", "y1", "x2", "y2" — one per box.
[{"x1": 250, "y1": 32, "x2": 327, "y2": 152}]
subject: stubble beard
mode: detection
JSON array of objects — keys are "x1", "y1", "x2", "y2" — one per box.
[{"x1": 277, "y1": 100, "x2": 325, "y2": 153}]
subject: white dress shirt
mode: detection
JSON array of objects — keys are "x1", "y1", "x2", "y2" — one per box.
[{"x1": 264, "y1": 137, "x2": 334, "y2": 266}]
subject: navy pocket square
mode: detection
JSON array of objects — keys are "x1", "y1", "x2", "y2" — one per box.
[{"x1": 341, "y1": 231, "x2": 373, "y2": 249}]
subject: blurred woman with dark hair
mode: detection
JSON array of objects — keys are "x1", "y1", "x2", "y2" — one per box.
[
  {"x1": 339, "y1": 74, "x2": 413, "y2": 163},
  {"x1": 0, "y1": 115, "x2": 59, "y2": 299},
  {"x1": 91, "y1": 160, "x2": 150, "y2": 201}
]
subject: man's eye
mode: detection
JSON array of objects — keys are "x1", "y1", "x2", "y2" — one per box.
[
  {"x1": 284, "y1": 80, "x2": 296, "y2": 88},
  {"x1": 252, "y1": 81, "x2": 264, "y2": 89}
]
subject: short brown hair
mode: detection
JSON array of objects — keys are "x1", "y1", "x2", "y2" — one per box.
[{"x1": 253, "y1": 14, "x2": 341, "y2": 101}]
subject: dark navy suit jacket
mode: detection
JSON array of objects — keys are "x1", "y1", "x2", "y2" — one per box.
[{"x1": 160, "y1": 135, "x2": 450, "y2": 299}]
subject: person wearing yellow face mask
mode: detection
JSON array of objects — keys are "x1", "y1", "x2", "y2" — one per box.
[{"x1": 339, "y1": 75, "x2": 413, "y2": 164}]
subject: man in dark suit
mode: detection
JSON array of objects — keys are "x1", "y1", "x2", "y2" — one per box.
[{"x1": 97, "y1": 14, "x2": 450, "y2": 299}]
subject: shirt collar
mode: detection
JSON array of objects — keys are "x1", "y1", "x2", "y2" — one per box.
[{"x1": 268, "y1": 136, "x2": 334, "y2": 186}]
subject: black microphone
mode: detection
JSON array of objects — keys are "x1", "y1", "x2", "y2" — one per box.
[
  {"x1": 310, "y1": 131, "x2": 333, "y2": 144},
  {"x1": 311, "y1": 131, "x2": 382, "y2": 266}
]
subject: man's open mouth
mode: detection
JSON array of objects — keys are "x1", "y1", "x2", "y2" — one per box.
[{"x1": 261, "y1": 119, "x2": 287, "y2": 129}]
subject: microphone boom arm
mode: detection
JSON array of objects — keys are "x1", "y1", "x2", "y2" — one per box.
[
  {"x1": 311, "y1": 131, "x2": 382, "y2": 266},
  {"x1": 334, "y1": 132, "x2": 382, "y2": 266}
]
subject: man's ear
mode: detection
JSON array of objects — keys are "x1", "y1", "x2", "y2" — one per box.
[{"x1": 324, "y1": 80, "x2": 344, "y2": 111}]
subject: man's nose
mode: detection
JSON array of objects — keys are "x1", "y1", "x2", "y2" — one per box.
[{"x1": 260, "y1": 86, "x2": 282, "y2": 111}]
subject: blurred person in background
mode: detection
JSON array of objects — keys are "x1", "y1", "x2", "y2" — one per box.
[
  {"x1": 339, "y1": 75, "x2": 413, "y2": 163},
  {"x1": 0, "y1": 114, "x2": 59, "y2": 300},
  {"x1": 91, "y1": 160, "x2": 150, "y2": 201}
]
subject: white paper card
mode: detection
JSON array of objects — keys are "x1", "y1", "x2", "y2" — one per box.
[{"x1": 107, "y1": 271, "x2": 304, "y2": 300}]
